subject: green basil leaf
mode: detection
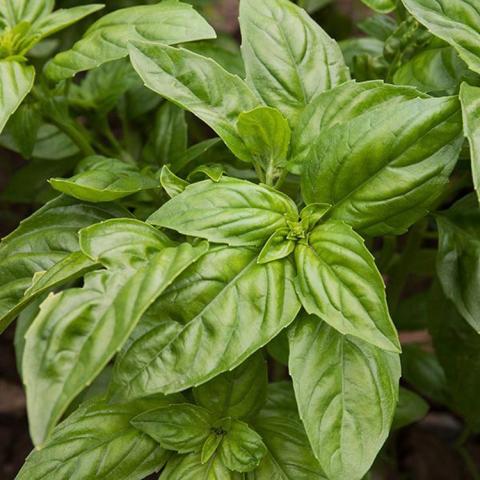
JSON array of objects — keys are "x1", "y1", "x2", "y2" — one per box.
[
  {"x1": 6, "y1": 102, "x2": 41, "y2": 158},
  {"x1": 160, "y1": 165, "x2": 189, "y2": 198},
  {"x1": 249, "y1": 382, "x2": 326, "y2": 480},
  {"x1": 193, "y1": 352, "x2": 268, "y2": 420},
  {"x1": 0, "y1": 0, "x2": 53, "y2": 26},
  {"x1": 0, "y1": 60, "x2": 34, "y2": 134},
  {"x1": 290, "y1": 80, "x2": 425, "y2": 174},
  {"x1": 358, "y1": 14, "x2": 397, "y2": 40},
  {"x1": 402, "y1": 0, "x2": 480, "y2": 75},
  {"x1": 302, "y1": 95, "x2": 463, "y2": 236},
  {"x1": 49, "y1": 156, "x2": 159, "y2": 202},
  {"x1": 436, "y1": 195, "x2": 480, "y2": 331},
  {"x1": 0, "y1": 196, "x2": 127, "y2": 333},
  {"x1": 148, "y1": 177, "x2": 298, "y2": 247},
  {"x1": 460, "y1": 83, "x2": 480, "y2": 201},
  {"x1": 45, "y1": 2, "x2": 216, "y2": 81},
  {"x1": 160, "y1": 453, "x2": 240, "y2": 480},
  {"x1": 289, "y1": 314, "x2": 400, "y2": 480},
  {"x1": 239, "y1": 0, "x2": 349, "y2": 126},
  {"x1": 170, "y1": 137, "x2": 221, "y2": 173},
  {"x1": 360, "y1": 0, "x2": 396, "y2": 13},
  {"x1": 32, "y1": 4, "x2": 104, "y2": 40},
  {"x1": 24, "y1": 240, "x2": 207, "y2": 446},
  {"x1": 392, "y1": 387, "x2": 429, "y2": 430},
  {"x1": 132, "y1": 403, "x2": 213, "y2": 454},
  {"x1": 295, "y1": 220, "x2": 400, "y2": 352},
  {"x1": 236, "y1": 107, "x2": 291, "y2": 170},
  {"x1": 187, "y1": 164, "x2": 225, "y2": 183},
  {"x1": 201, "y1": 433, "x2": 223, "y2": 464},
  {"x1": 128, "y1": 42, "x2": 260, "y2": 162},
  {"x1": 257, "y1": 229, "x2": 295, "y2": 264},
  {"x1": 219, "y1": 420, "x2": 267, "y2": 473},
  {"x1": 112, "y1": 245, "x2": 300, "y2": 398},
  {"x1": 16, "y1": 396, "x2": 173, "y2": 480},
  {"x1": 394, "y1": 45, "x2": 474, "y2": 95}
]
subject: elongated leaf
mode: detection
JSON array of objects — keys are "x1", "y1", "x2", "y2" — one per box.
[
  {"x1": 132, "y1": 403, "x2": 213, "y2": 454},
  {"x1": 49, "y1": 156, "x2": 159, "y2": 202},
  {"x1": 0, "y1": 60, "x2": 34, "y2": 134},
  {"x1": 24, "y1": 240, "x2": 207, "y2": 446},
  {"x1": 460, "y1": 83, "x2": 480, "y2": 200},
  {"x1": 402, "y1": 0, "x2": 480, "y2": 75},
  {"x1": 361, "y1": 0, "x2": 395, "y2": 13},
  {"x1": 436, "y1": 195, "x2": 480, "y2": 331},
  {"x1": 45, "y1": 2, "x2": 216, "y2": 81},
  {"x1": 295, "y1": 220, "x2": 400, "y2": 352},
  {"x1": 0, "y1": 196, "x2": 127, "y2": 333},
  {"x1": 290, "y1": 80, "x2": 425, "y2": 173},
  {"x1": 128, "y1": 42, "x2": 260, "y2": 162},
  {"x1": 239, "y1": 0, "x2": 349, "y2": 126},
  {"x1": 148, "y1": 177, "x2": 298, "y2": 247},
  {"x1": 193, "y1": 353, "x2": 268, "y2": 420},
  {"x1": 16, "y1": 396, "x2": 173, "y2": 480},
  {"x1": 289, "y1": 315, "x2": 400, "y2": 480},
  {"x1": 112, "y1": 246, "x2": 300, "y2": 398},
  {"x1": 302, "y1": 95, "x2": 463, "y2": 236},
  {"x1": 0, "y1": 0, "x2": 53, "y2": 26},
  {"x1": 249, "y1": 382, "x2": 326, "y2": 480}
]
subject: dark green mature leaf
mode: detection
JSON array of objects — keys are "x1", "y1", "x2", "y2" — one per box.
[
  {"x1": 160, "y1": 453, "x2": 240, "y2": 479},
  {"x1": 392, "y1": 387, "x2": 429, "y2": 430},
  {"x1": 249, "y1": 382, "x2": 326, "y2": 480},
  {"x1": 360, "y1": 0, "x2": 396, "y2": 13},
  {"x1": 49, "y1": 156, "x2": 159, "y2": 202},
  {"x1": 112, "y1": 245, "x2": 300, "y2": 398},
  {"x1": 236, "y1": 107, "x2": 291, "y2": 171},
  {"x1": 193, "y1": 353, "x2": 268, "y2": 420},
  {"x1": 289, "y1": 80, "x2": 425, "y2": 173},
  {"x1": 394, "y1": 45, "x2": 474, "y2": 94},
  {"x1": 402, "y1": 0, "x2": 480, "y2": 75},
  {"x1": 239, "y1": 0, "x2": 349, "y2": 126},
  {"x1": 289, "y1": 315, "x2": 400, "y2": 480},
  {"x1": 436, "y1": 195, "x2": 480, "y2": 332},
  {"x1": 460, "y1": 83, "x2": 480, "y2": 200},
  {"x1": 302, "y1": 95, "x2": 463, "y2": 236},
  {"x1": 148, "y1": 177, "x2": 298, "y2": 247},
  {"x1": 45, "y1": 1, "x2": 216, "y2": 81},
  {"x1": 128, "y1": 42, "x2": 260, "y2": 162},
  {"x1": 429, "y1": 283, "x2": 480, "y2": 431},
  {"x1": 295, "y1": 220, "x2": 400, "y2": 352},
  {"x1": 16, "y1": 396, "x2": 173, "y2": 480},
  {"x1": 132, "y1": 403, "x2": 213, "y2": 454},
  {"x1": 24, "y1": 222, "x2": 207, "y2": 446},
  {"x1": 0, "y1": 60, "x2": 34, "y2": 134},
  {"x1": 0, "y1": 196, "x2": 127, "y2": 333},
  {"x1": 219, "y1": 420, "x2": 267, "y2": 473}
]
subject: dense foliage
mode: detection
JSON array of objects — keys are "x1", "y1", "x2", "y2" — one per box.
[{"x1": 1, "y1": 0, "x2": 480, "y2": 478}]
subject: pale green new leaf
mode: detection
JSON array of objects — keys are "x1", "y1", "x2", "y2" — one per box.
[
  {"x1": 24, "y1": 240, "x2": 207, "y2": 446},
  {"x1": 239, "y1": 0, "x2": 349, "y2": 126},
  {"x1": 295, "y1": 220, "x2": 400, "y2": 352},
  {"x1": 0, "y1": 0, "x2": 53, "y2": 26},
  {"x1": 16, "y1": 397, "x2": 172, "y2": 480},
  {"x1": 45, "y1": 1, "x2": 216, "y2": 81},
  {"x1": 290, "y1": 80, "x2": 425, "y2": 173},
  {"x1": 0, "y1": 196, "x2": 127, "y2": 333},
  {"x1": 160, "y1": 165, "x2": 189, "y2": 198},
  {"x1": 402, "y1": 0, "x2": 480, "y2": 75},
  {"x1": 0, "y1": 60, "x2": 34, "y2": 134},
  {"x1": 148, "y1": 177, "x2": 298, "y2": 246},
  {"x1": 49, "y1": 156, "x2": 159, "y2": 202},
  {"x1": 460, "y1": 82, "x2": 480, "y2": 200},
  {"x1": 112, "y1": 246, "x2": 300, "y2": 398},
  {"x1": 302, "y1": 95, "x2": 463, "y2": 236},
  {"x1": 289, "y1": 315, "x2": 400, "y2": 480},
  {"x1": 131, "y1": 403, "x2": 213, "y2": 454},
  {"x1": 193, "y1": 353, "x2": 268, "y2": 420},
  {"x1": 128, "y1": 42, "x2": 260, "y2": 162},
  {"x1": 360, "y1": 0, "x2": 395, "y2": 13}
]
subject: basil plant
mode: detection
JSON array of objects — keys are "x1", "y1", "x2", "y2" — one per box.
[{"x1": 1, "y1": 0, "x2": 480, "y2": 478}]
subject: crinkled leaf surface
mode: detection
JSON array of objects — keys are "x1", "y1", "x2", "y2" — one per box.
[
  {"x1": 302, "y1": 95, "x2": 463, "y2": 236},
  {"x1": 45, "y1": 1, "x2": 216, "y2": 81},
  {"x1": 295, "y1": 220, "x2": 400, "y2": 352},
  {"x1": 148, "y1": 177, "x2": 298, "y2": 247},
  {"x1": 112, "y1": 245, "x2": 300, "y2": 398},
  {"x1": 289, "y1": 315, "x2": 400, "y2": 480},
  {"x1": 239, "y1": 0, "x2": 349, "y2": 126},
  {"x1": 128, "y1": 42, "x2": 260, "y2": 162}
]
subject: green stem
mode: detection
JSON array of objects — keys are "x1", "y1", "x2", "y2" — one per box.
[{"x1": 50, "y1": 116, "x2": 95, "y2": 157}]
